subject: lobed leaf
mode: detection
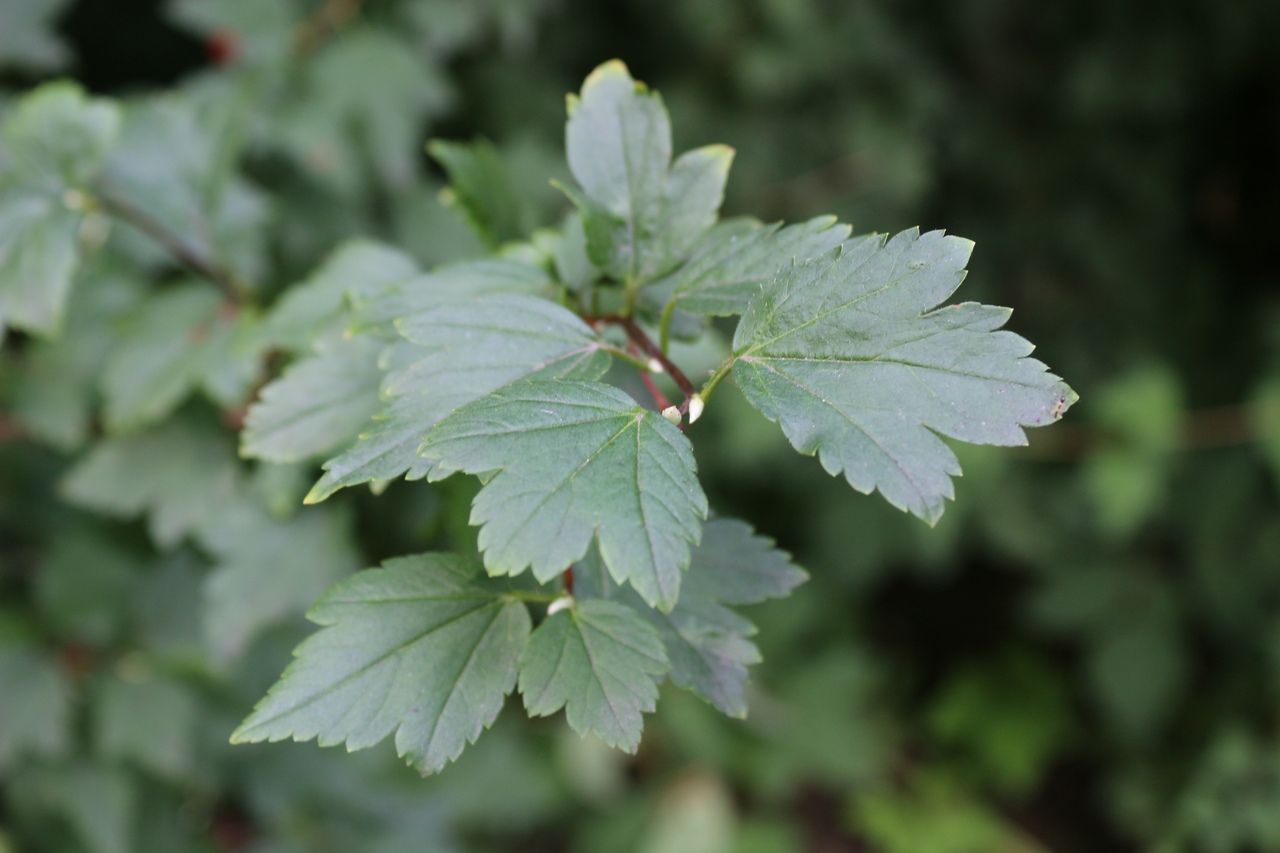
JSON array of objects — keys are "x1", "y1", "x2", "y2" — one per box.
[
  {"x1": 733, "y1": 228, "x2": 1076, "y2": 523},
  {"x1": 576, "y1": 518, "x2": 807, "y2": 717},
  {"x1": 669, "y1": 216, "x2": 852, "y2": 317},
  {"x1": 518, "y1": 599, "x2": 668, "y2": 752},
  {"x1": 231, "y1": 553, "x2": 531, "y2": 775},
  {"x1": 308, "y1": 295, "x2": 610, "y2": 502},
  {"x1": 564, "y1": 60, "x2": 731, "y2": 283},
  {"x1": 419, "y1": 379, "x2": 708, "y2": 611}
]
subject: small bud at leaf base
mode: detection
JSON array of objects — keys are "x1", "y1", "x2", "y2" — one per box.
[
  {"x1": 548, "y1": 595, "x2": 574, "y2": 616},
  {"x1": 688, "y1": 395, "x2": 705, "y2": 423},
  {"x1": 647, "y1": 357, "x2": 665, "y2": 374},
  {"x1": 661, "y1": 406, "x2": 682, "y2": 425}
]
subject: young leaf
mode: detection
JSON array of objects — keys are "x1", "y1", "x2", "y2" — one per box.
[
  {"x1": 419, "y1": 379, "x2": 708, "y2": 611},
  {"x1": 577, "y1": 518, "x2": 807, "y2": 717},
  {"x1": 308, "y1": 295, "x2": 611, "y2": 502},
  {"x1": 518, "y1": 599, "x2": 669, "y2": 752},
  {"x1": 231, "y1": 554, "x2": 532, "y2": 775},
  {"x1": 240, "y1": 335, "x2": 383, "y2": 463},
  {"x1": 564, "y1": 60, "x2": 732, "y2": 283},
  {"x1": 668, "y1": 216, "x2": 852, "y2": 317},
  {"x1": 732, "y1": 228, "x2": 1076, "y2": 523}
]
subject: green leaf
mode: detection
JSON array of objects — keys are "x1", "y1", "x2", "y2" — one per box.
[
  {"x1": 0, "y1": 81, "x2": 119, "y2": 335},
  {"x1": 0, "y1": 0, "x2": 72, "y2": 72},
  {"x1": 201, "y1": 504, "x2": 361, "y2": 663},
  {"x1": 34, "y1": 763, "x2": 136, "y2": 853},
  {"x1": 354, "y1": 257, "x2": 554, "y2": 333},
  {"x1": 240, "y1": 335, "x2": 384, "y2": 463},
  {"x1": 103, "y1": 96, "x2": 270, "y2": 284},
  {"x1": 668, "y1": 216, "x2": 852, "y2": 316},
  {"x1": 1081, "y1": 365, "x2": 1183, "y2": 536},
  {"x1": 420, "y1": 379, "x2": 708, "y2": 610},
  {"x1": 231, "y1": 553, "x2": 531, "y2": 775},
  {"x1": 60, "y1": 419, "x2": 242, "y2": 549},
  {"x1": 308, "y1": 295, "x2": 611, "y2": 502},
  {"x1": 274, "y1": 28, "x2": 451, "y2": 194},
  {"x1": 429, "y1": 138, "x2": 527, "y2": 249},
  {"x1": 11, "y1": 266, "x2": 144, "y2": 450},
  {"x1": 36, "y1": 527, "x2": 142, "y2": 645},
  {"x1": 94, "y1": 675, "x2": 199, "y2": 782},
  {"x1": 732, "y1": 228, "x2": 1076, "y2": 523},
  {"x1": 3, "y1": 81, "x2": 119, "y2": 189},
  {"x1": 565, "y1": 60, "x2": 732, "y2": 283},
  {"x1": 261, "y1": 239, "x2": 418, "y2": 353},
  {"x1": 0, "y1": 190, "x2": 82, "y2": 335},
  {"x1": 518, "y1": 599, "x2": 668, "y2": 752},
  {"x1": 99, "y1": 284, "x2": 248, "y2": 434},
  {"x1": 577, "y1": 519, "x2": 806, "y2": 716},
  {"x1": 0, "y1": 644, "x2": 73, "y2": 770}
]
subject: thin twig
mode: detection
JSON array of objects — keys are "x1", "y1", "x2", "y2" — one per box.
[
  {"x1": 587, "y1": 314, "x2": 699, "y2": 412},
  {"x1": 95, "y1": 187, "x2": 248, "y2": 302}
]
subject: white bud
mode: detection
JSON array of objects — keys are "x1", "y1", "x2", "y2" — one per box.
[
  {"x1": 647, "y1": 357, "x2": 665, "y2": 374},
  {"x1": 688, "y1": 395, "x2": 705, "y2": 424},
  {"x1": 547, "y1": 595, "x2": 574, "y2": 616},
  {"x1": 661, "y1": 405, "x2": 682, "y2": 425}
]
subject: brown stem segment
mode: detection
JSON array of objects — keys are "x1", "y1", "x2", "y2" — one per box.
[
  {"x1": 96, "y1": 187, "x2": 248, "y2": 302},
  {"x1": 586, "y1": 314, "x2": 699, "y2": 415}
]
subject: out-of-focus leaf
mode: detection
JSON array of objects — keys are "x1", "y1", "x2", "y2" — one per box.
[
  {"x1": 100, "y1": 284, "x2": 258, "y2": 433},
  {"x1": 103, "y1": 96, "x2": 270, "y2": 283},
  {"x1": 3, "y1": 82, "x2": 119, "y2": 190},
  {"x1": 60, "y1": 419, "x2": 242, "y2": 549},
  {"x1": 420, "y1": 379, "x2": 708, "y2": 610},
  {"x1": 35, "y1": 527, "x2": 141, "y2": 645},
  {"x1": 637, "y1": 771, "x2": 737, "y2": 853},
  {"x1": 0, "y1": 0, "x2": 72, "y2": 72},
  {"x1": 232, "y1": 554, "x2": 531, "y2": 775},
  {"x1": 30, "y1": 763, "x2": 137, "y2": 853},
  {"x1": 429, "y1": 138, "x2": 527, "y2": 249},
  {"x1": 0, "y1": 644, "x2": 73, "y2": 769},
  {"x1": 94, "y1": 675, "x2": 199, "y2": 781},
  {"x1": 11, "y1": 266, "x2": 144, "y2": 450},
  {"x1": 732, "y1": 228, "x2": 1075, "y2": 523},
  {"x1": 1081, "y1": 364, "x2": 1183, "y2": 536},
  {"x1": 925, "y1": 651, "x2": 1071, "y2": 793},
  {"x1": 275, "y1": 28, "x2": 451, "y2": 194},
  {"x1": 261, "y1": 239, "x2": 418, "y2": 353},
  {"x1": 201, "y1": 504, "x2": 361, "y2": 663},
  {"x1": 519, "y1": 600, "x2": 669, "y2": 752},
  {"x1": 240, "y1": 335, "x2": 383, "y2": 463}
]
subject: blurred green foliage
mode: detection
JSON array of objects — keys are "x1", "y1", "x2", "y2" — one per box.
[{"x1": 1, "y1": 0, "x2": 1279, "y2": 851}]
